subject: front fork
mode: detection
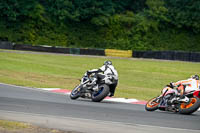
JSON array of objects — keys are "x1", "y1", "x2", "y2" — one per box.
[{"x1": 158, "y1": 89, "x2": 170, "y2": 110}]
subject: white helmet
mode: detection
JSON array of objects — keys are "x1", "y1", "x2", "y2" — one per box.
[{"x1": 104, "y1": 60, "x2": 112, "y2": 65}]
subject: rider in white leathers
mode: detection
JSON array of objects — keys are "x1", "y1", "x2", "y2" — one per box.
[{"x1": 87, "y1": 60, "x2": 118, "y2": 97}]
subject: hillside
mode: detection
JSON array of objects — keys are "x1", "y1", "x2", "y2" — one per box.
[{"x1": 0, "y1": 0, "x2": 200, "y2": 51}]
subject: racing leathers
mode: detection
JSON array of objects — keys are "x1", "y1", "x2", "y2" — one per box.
[
  {"x1": 87, "y1": 64, "x2": 118, "y2": 97},
  {"x1": 173, "y1": 78, "x2": 200, "y2": 95}
]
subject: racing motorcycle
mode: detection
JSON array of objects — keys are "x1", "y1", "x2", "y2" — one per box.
[
  {"x1": 145, "y1": 83, "x2": 200, "y2": 115},
  {"x1": 70, "y1": 72, "x2": 113, "y2": 102}
]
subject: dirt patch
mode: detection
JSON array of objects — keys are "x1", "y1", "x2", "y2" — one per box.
[{"x1": 0, "y1": 120, "x2": 81, "y2": 133}]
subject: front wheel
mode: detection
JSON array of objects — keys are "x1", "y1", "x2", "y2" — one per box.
[
  {"x1": 70, "y1": 85, "x2": 82, "y2": 100},
  {"x1": 145, "y1": 97, "x2": 160, "y2": 111},
  {"x1": 179, "y1": 97, "x2": 200, "y2": 115},
  {"x1": 91, "y1": 84, "x2": 110, "y2": 102}
]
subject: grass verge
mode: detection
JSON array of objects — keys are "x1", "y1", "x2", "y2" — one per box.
[
  {"x1": 0, "y1": 119, "x2": 79, "y2": 133},
  {"x1": 0, "y1": 50, "x2": 200, "y2": 100}
]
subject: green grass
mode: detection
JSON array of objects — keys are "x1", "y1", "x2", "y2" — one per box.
[
  {"x1": 0, "y1": 119, "x2": 31, "y2": 130},
  {"x1": 0, "y1": 50, "x2": 200, "y2": 100},
  {"x1": 0, "y1": 119, "x2": 72, "y2": 133}
]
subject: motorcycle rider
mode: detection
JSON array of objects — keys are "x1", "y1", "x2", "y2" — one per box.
[
  {"x1": 172, "y1": 74, "x2": 199, "y2": 96},
  {"x1": 86, "y1": 60, "x2": 118, "y2": 97},
  {"x1": 170, "y1": 75, "x2": 200, "y2": 102}
]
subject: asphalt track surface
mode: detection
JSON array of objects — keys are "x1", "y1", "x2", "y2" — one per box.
[{"x1": 0, "y1": 83, "x2": 200, "y2": 133}]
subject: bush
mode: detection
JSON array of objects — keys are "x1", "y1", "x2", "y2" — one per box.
[{"x1": 0, "y1": 0, "x2": 200, "y2": 52}]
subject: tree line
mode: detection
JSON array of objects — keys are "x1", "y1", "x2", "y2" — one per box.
[{"x1": 0, "y1": 0, "x2": 200, "y2": 51}]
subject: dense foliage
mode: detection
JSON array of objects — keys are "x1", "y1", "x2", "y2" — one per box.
[{"x1": 0, "y1": 0, "x2": 200, "y2": 51}]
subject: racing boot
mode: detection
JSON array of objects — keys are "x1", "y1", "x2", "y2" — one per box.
[
  {"x1": 92, "y1": 84, "x2": 99, "y2": 91},
  {"x1": 178, "y1": 95, "x2": 190, "y2": 103}
]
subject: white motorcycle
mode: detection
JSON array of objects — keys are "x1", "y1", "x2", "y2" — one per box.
[{"x1": 70, "y1": 72, "x2": 115, "y2": 102}]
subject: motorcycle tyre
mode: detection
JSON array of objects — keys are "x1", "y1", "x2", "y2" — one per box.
[
  {"x1": 145, "y1": 97, "x2": 160, "y2": 111},
  {"x1": 91, "y1": 84, "x2": 110, "y2": 102},
  {"x1": 70, "y1": 85, "x2": 81, "y2": 100},
  {"x1": 179, "y1": 97, "x2": 200, "y2": 115}
]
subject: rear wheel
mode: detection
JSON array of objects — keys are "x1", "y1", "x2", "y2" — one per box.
[
  {"x1": 70, "y1": 85, "x2": 82, "y2": 100},
  {"x1": 145, "y1": 97, "x2": 160, "y2": 111},
  {"x1": 91, "y1": 84, "x2": 110, "y2": 102},
  {"x1": 179, "y1": 97, "x2": 200, "y2": 115}
]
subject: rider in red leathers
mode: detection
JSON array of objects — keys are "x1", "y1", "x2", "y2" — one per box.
[
  {"x1": 172, "y1": 75, "x2": 199, "y2": 98},
  {"x1": 159, "y1": 75, "x2": 199, "y2": 109}
]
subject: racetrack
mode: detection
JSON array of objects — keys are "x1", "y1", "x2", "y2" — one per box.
[{"x1": 0, "y1": 83, "x2": 200, "y2": 133}]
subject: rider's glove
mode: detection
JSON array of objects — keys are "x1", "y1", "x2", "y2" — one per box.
[
  {"x1": 170, "y1": 82, "x2": 176, "y2": 88},
  {"x1": 87, "y1": 71, "x2": 92, "y2": 75}
]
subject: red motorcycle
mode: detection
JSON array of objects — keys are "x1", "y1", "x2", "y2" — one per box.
[{"x1": 145, "y1": 84, "x2": 200, "y2": 115}]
